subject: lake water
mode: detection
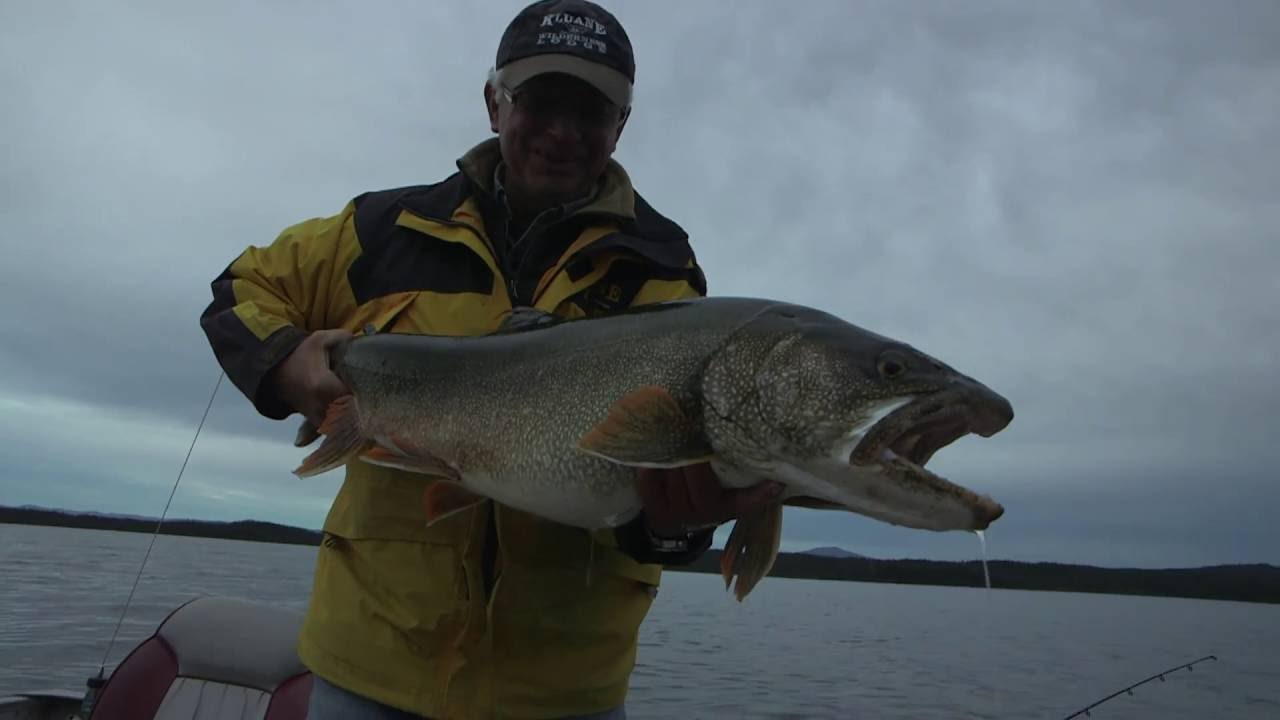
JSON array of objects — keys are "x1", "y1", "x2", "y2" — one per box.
[{"x1": 1, "y1": 523, "x2": 1277, "y2": 719}]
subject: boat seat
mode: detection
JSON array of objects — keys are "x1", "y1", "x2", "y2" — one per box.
[{"x1": 90, "y1": 596, "x2": 313, "y2": 720}]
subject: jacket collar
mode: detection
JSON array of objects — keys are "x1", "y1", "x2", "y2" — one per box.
[
  {"x1": 394, "y1": 138, "x2": 692, "y2": 262},
  {"x1": 455, "y1": 138, "x2": 638, "y2": 222}
]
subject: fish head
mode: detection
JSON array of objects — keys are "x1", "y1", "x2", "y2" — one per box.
[{"x1": 702, "y1": 302, "x2": 1012, "y2": 532}]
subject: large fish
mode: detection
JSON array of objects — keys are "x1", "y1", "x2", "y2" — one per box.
[{"x1": 294, "y1": 297, "x2": 1013, "y2": 600}]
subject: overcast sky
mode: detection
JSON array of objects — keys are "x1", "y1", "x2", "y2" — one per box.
[{"x1": 1, "y1": 0, "x2": 1276, "y2": 569}]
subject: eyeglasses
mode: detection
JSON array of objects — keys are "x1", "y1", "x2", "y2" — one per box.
[{"x1": 501, "y1": 84, "x2": 625, "y2": 130}]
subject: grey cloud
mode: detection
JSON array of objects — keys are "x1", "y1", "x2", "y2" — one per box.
[{"x1": 2, "y1": 0, "x2": 1276, "y2": 566}]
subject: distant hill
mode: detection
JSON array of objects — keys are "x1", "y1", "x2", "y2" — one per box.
[
  {"x1": 12, "y1": 504, "x2": 159, "y2": 522},
  {"x1": 0, "y1": 505, "x2": 322, "y2": 546},
  {"x1": 3, "y1": 505, "x2": 1277, "y2": 604},
  {"x1": 803, "y1": 546, "x2": 865, "y2": 559},
  {"x1": 686, "y1": 553, "x2": 1280, "y2": 605}
]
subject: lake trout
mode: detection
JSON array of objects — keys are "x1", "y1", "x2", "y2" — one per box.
[{"x1": 293, "y1": 297, "x2": 1014, "y2": 600}]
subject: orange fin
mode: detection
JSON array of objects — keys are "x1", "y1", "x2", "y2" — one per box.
[
  {"x1": 719, "y1": 535, "x2": 739, "y2": 590},
  {"x1": 577, "y1": 386, "x2": 713, "y2": 468},
  {"x1": 422, "y1": 481, "x2": 486, "y2": 525},
  {"x1": 720, "y1": 504, "x2": 784, "y2": 602},
  {"x1": 294, "y1": 396, "x2": 369, "y2": 477},
  {"x1": 294, "y1": 420, "x2": 320, "y2": 448},
  {"x1": 359, "y1": 437, "x2": 461, "y2": 482}
]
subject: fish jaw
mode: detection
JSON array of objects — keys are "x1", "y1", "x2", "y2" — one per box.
[
  {"x1": 773, "y1": 403, "x2": 1006, "y2": 531},
  {"x1": 769, "y1": 381, "x2": 1013, "y2": 530},
  {"x1": 707, "y1": 393, "x2": 1002, "y2": 530},
  {"x1": 850, "y1": 385, "x2": 1014, "y2": 468},
  {"x1": 775, "y1": 452, "x2": 1003, "y2": 531}
]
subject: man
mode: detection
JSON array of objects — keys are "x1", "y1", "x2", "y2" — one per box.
[{"x1": 200, "y1": 1, "x2": 780, "y2": 718}]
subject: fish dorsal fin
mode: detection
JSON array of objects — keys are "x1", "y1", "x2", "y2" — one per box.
[
  {"x1": 493, "y1": 306, "x2": 564, "y2": 335},
  {"x1": 577, "y1": 385, "x2": 714, "y2": 467}
]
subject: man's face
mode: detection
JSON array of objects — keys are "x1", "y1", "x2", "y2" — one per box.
[{"x1": 486, "y1": 73, "x2": 627, "y2": 210}]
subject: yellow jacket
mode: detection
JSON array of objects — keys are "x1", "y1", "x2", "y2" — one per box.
[{"x1": 199, "y1": 140, "x2": 710, "y2": 718}]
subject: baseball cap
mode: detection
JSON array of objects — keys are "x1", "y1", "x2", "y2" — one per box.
[{"x1": 494, "y1": 0, "x2": 635, "y2": 108}]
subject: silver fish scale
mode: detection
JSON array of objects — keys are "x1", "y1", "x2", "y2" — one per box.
[
  {"x1": 339, "y1": 303, "x2": 753, "y2": 529},
  {"x1": 321, "y1": 296, "x2": 1011, "y2": 534}
]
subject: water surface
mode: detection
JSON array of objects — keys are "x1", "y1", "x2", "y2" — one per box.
[{"x1": 1, "y1": 524, "x2": 1276, "y2": 718}]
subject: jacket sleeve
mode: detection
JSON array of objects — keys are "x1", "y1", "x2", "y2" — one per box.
[{"x1": 199, "y1": 202, "x2": 358, "y2": 419}]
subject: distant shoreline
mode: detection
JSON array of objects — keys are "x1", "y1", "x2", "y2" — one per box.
[{"x1": 4, "y1": 505, "x2": 1277, "y2": 604}]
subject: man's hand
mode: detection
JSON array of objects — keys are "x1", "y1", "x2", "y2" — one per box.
[
  {"x1": 269, "y1": 329, "x2": 353, "y2": 427},
  {"x1": 635, "y1": 463, "x2": 783, "y2": 537}
]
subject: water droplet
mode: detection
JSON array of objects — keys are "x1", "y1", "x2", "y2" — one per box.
[{"x1": 975, "y1": 529, "x2": 991, "y2": 590}]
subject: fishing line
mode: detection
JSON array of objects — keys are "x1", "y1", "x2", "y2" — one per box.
[
  {"x1": 1060, "y1": 654, "x2": 1218, "y2": 719},
  {"x1": 83, "y1": 371, "x2": 225, "y2": 707}
]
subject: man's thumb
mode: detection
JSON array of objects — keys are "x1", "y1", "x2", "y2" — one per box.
[{"x1": 313, "y1": 328, "x2": 354, "y2": 350}]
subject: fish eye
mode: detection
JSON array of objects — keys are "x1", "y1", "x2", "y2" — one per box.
[{"x1": 878, "y1": 353, "x2": 908, "y2": 379}]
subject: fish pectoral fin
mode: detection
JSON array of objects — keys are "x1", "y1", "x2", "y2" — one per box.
[
  {"x1": 294, "y1": 396, "x2": 370, "y2": 477},
  {"x1": 358, "y1": 438, "x2": 461, "y2": 483},
  {"x1": 577, "y1": 385, "x2": 714, "y2": 468},
  {"x1": 720, "y1": 503, "x2": 784, "y2": 602},
  {"x1": 422, "y1": 481, "x2": 487, "y2": 525}
]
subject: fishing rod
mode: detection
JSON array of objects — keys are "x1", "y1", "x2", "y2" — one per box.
[
  {"x1": 79, "y1": 371, "x2": 225, "y2": 717},
  {"x1": 1060, "y1": 654, "x2": 1218, "y2": 719}
]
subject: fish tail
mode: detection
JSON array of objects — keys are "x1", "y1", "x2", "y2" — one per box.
[
  {"x1": 720, "y1": 503, "x2": 784, "y2": 602},
  {"x1": 293, "y1": 395, "x2": 368, "y2": 477}
]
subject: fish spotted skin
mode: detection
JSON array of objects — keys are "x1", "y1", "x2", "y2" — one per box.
[{"x1": 294, "y1": 297, "x2": 1014, "y2": 599}]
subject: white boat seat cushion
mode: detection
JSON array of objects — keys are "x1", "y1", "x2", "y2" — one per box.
[
  {"x1": 155, "y1": 677, "x2": 270, "y2": 720},
  {"x1": 90, "y1": 596, "x2": 312, "y2": 720},
  {"x1": 157, "y1": 596, "x2": 305, "y2": 694}
]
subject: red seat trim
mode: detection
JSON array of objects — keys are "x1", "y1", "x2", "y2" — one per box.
[
  {"x1": 265, "y1": 672, "x2": 314, "y2": 720},
  {"x1": 90, "y1": 636, "x2": 178, "y2": 720}
]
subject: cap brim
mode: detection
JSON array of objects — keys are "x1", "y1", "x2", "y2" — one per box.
[{"x1": 497, "y1": 54, "x2": 632, "y2": 108}]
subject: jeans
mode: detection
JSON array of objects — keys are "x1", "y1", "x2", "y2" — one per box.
[{"x1": 308, "y1": 675, "x2": 627, "y2": 720}]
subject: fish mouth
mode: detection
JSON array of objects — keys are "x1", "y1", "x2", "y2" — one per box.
[
  {"x1": 851, "y1": 387, "x2": 1013, "y2": 468},
  {"x1": 841, "y1": 387, "x2": 1014, "y2": 529}
]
